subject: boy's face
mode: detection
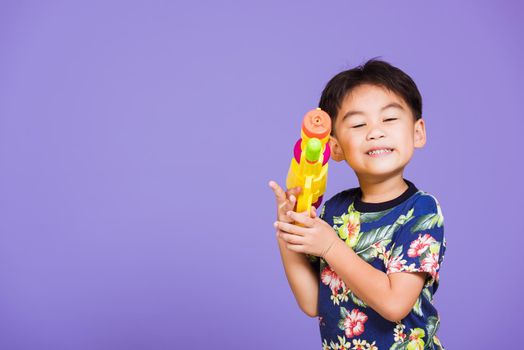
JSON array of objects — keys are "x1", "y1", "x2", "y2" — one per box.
[{"x1": 329, "y1": 84, "x2": 426, "y2": 181}]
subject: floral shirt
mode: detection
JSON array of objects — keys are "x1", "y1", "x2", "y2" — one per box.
[{"x1": 307, "y1": 179, "x2": 446, "y2": 350}]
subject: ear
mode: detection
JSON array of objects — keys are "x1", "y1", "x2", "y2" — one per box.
[
  {"x1": 414, "y1": 118, "x2": 427, "y2": 148},
  {"x1": 329, "y1": 135, "x2": 345, "y2": 162}
]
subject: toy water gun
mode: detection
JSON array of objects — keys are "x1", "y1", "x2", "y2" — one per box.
[{"x1": 286, "y1": 108, "x2": 331, "y2": 217}]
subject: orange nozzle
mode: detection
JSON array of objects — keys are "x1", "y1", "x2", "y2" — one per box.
[{"x1": 301, "y1": 108, "x2": 331, "y2": 139}]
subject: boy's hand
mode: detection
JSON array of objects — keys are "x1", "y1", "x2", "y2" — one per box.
[
  {"x1": 268, "y1": 180, "x2": 302, "y2": 223},
  {"x1": 273, "y1": 208, "x2": 339, "y2": 258}
]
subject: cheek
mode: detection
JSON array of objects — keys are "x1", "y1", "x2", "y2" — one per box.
[
  {"x1": 397, "y1": 140, "x2": 415, "y2": 159},
  {"x1": 345, "y1": 142, "x2": 362, "y2": 157},
  {"x1": 342, "y1": 133, "x2": 360, "y2": 149},
  {"x1": 402, "y1": 146, "x2": 414, "y2": 159}
]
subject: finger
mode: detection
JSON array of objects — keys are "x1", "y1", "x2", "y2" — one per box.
[
  {"x1": 274, "y1": 220, "x2": 307, "y2": 236},
  {"x1": 278, "y1": 232, "x2": 306, "y2": 245},
  {"x1": 285, "y1": 242, "x2": 305, "y2": 254},
  {"x1": 286, "y1": 210, "x2": 315, "y2": 228},
  {"x1": 310, "y1": 206, "x2": 317, "y2": 219},
  {"x1": 286, "y1": 186, "x2": 302, "y2": 198},
  {"x1": 268, "y1": 180, "x2": 286, "y2": 203},
  {"x1": 279, "y1": 193, "x2": 295, "y2": 211},
  {"x1": 278, "y1": 191, "x2": 297, "y2": 210},
  {"x1": 280, "y1": 192, "x2": 298, "y2": 212}
]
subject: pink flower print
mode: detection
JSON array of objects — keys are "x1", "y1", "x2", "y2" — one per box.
[
  {"x1": 342, "y1": 212, "x2": 361, "y2": 248},
  {"x1": 421, "y1": 252, "x2": 439, "y2": 279},
  {"x1": 346, "y1": 219, "x2": 360, "y2": 240},
  {"x1": 394, "y1": 323, "x2": 407, "y2": 343},
  {"x1": 321, "y1": 265, "x2": 345, "y2": 295},
  {"x1": 386, "y1": 254, "x2": 407, "y2": 274},
  {"x1": 343, "y1": 309, "x2": 368, "y2": 338},
  {"x1": 407, "y1": 234, "x2": 436, "y2": 257}
]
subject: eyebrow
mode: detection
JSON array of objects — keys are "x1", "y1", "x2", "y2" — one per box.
[{"x1": 341, "y1": 102, "x2": 405, "y2": 121}]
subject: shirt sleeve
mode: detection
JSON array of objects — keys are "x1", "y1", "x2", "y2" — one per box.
[{"x1": 385, "y1": 194, "x2": 446, "y2": 287}]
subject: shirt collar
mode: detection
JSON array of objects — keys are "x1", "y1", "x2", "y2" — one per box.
[{"x1": 354, "y1": 178, "x2": 419, "y2": 213}]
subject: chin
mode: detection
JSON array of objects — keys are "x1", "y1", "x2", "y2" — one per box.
[{"x1": 362, "y1": 167, "x2": 403, "y2": 178}]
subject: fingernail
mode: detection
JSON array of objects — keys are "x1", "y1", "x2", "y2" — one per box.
[{"x1": 273, "y1": 221, "x2": 278, "y2": 228}]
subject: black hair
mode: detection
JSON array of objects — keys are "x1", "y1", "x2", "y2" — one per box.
[{"x1": 319, "y1": 57, "x2": 422, "y2": 136}]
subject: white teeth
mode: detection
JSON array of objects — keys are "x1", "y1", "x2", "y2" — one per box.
[{"x1": 368, "y1": 149, "x2": 392, "y2": 155}]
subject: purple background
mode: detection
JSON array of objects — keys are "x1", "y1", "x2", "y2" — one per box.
[{"x1": 1, "y1": 1, "x2": 522, "y2": 349}]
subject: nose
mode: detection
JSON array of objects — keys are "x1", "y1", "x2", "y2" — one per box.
[{"x1": 366, "y1": 126, "x2": 386, "y2": 140}]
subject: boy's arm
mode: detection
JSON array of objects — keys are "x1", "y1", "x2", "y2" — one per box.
[
  {"x1": 276, "y1": 233, "x2": 319, "y2": 317},
  {"x1": 323, "y1": 240, "x2": 426, "y2": 322},
  {"x1": 269, "y1": 180, "x2": 319, "y2": 317}
]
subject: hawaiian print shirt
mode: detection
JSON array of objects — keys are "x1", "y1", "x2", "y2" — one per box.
[{"x1": 307, "y1": 179, "x2": 446, "y2": 350}]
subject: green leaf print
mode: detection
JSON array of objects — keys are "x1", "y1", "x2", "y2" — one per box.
[
  {"x1": 412, "y1": 295, "x2": 423, "y2": 317},
  {"x1": 359, "y1": 238, "x2": 392, "y2": 262},
  {"x1": 340, "y1": 306, "x2": 350, "y2": 319},
  {"x1": 389, "y1": 340, "x2": 410, "y2": 350},
  {"x1": 354, "y1": 208, "x2": 414, "y2": 254},
  {"x1": 425, "y1": 316, "x2": 440, "y2": 348},
  {"x1": 410, "y1": 213, "x2": 443, "y2": 232},
  {"x1": 397, "y1": 207, "x2": 415, "y2": 225},
  {"x1": 338, "y1": 318, "x2": 345, "y2": 331},
  {"x1": 359, "y1": 207, "x2": 394, "y2": 223},
  {"x1": 418, "y1": 247, "x2": 431, "y2": 261},
  {"x1": 319, "y1": 204, "x2": 326, "y2": 219},
  {"x1": 422, "y1": 287, "x2": 433, "y2": 303},
  {"x1": 353, "y1": 208, "x2": 414, "y2": 261},
  {"x1": 391, "y1": 244, "x2": 403, "y2": 258},
  {"x1": 354, "y1": 224, "x2": 397, "y2": 254},
  {"x1": 333, "y1": 216, "x2": 345, "y2": 225},
  {"x1": 429, "y1": 241, "x2": 441, "y2": 254},
  {"x1": 348, "y1": 290, "x2": 368, "y2": 308},
  {"x1": 338, "y1": 307, "x2": 350, "y2": 331}
]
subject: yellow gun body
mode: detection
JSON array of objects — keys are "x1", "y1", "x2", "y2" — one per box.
[{"x1": 286, "y1": 108, "x2": 331, "y2": 217}]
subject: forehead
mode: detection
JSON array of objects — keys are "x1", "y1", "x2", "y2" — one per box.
[{"x1": 339, "y1": 84, "x2": 410, "y2": 119}]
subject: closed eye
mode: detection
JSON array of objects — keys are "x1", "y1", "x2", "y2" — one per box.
[{"x1": 352, "y1": 118, "x2": 397, "y2": 128}]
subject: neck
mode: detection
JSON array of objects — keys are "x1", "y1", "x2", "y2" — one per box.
[{"x1": 356, "y1": 173, "x2": 408, "y2": 203}]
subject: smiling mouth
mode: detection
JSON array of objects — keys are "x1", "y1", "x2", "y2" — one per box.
[{"x1": 366, "y1": 148, "x2": 394, "y2": 156}]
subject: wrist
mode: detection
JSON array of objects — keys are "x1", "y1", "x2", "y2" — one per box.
[
  {"x1": 323, "y1": 238, "x2": 345, "y2": 261},
  {"x1": 321, "y1": 237, "x2": 339, "y2": 260}
]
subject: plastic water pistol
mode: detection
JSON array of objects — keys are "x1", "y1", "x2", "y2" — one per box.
[{"x1": 285, "y1": 108, "x2": 332, "y2": 218}]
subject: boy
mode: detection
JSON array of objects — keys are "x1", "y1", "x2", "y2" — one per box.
[{"x1": 269, "y1": 58, "x2": 446, "y2": 349}]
